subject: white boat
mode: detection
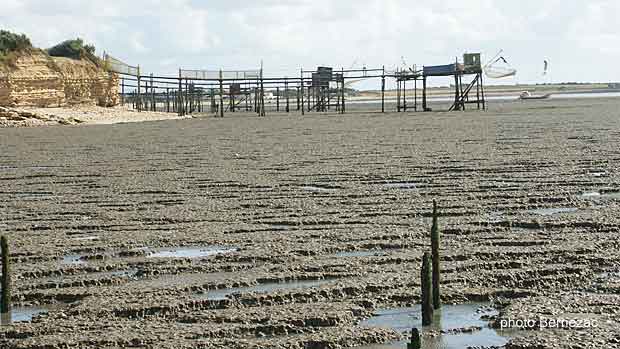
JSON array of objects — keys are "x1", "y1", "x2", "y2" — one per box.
[{"x1": 519, "y1": 91, "x2": 552, "y2": 100}]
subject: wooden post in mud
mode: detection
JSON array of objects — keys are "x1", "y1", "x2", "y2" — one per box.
[
  {"x1": 150, "y1": 74, "x2": 155, "y2": 112},
  {"x1": 431, "y1": 200, "x2": 441, "y2": 310},
  {"x1": 422, "y1": 75, "x2": 427, "y2": 111},
  {"x1": 219, "y1": 70, "x2": 224, "y2": 118},
  {"x1": 381, "y1": 66, "x2": 385, "y2": 113},
  {"x1": 120, "y1": 78, "x2": 125, "y2": 106},
  {"x1": 259, "y1": 66, "x2": 266, "y2": 117},
  {"x1": 178, "y1": 69, "x2": 183, "y2": 116},
  {"x1": 407, "y1": 328, "x2": 421, "y2": 349},
  {"x1": 414, "y1": 78, "x2": 417, "y2": 111},
  {"x1": 1, "y1": 236, "x2": 10, "y2": 316},
  {"x1": 297, "y1": 68, "x2": 305, "y2": 115},
  {"x1": 341, "y1": 67, "x2": 346, "y2": 114},
  {"x1": 136, "y1": 66, "x2": 142, "y2": 112},
  {"x1": 421, "y1": 252, "x2": 433, "y2": 326},
  {"x1": 285, "y1": 80, "x2": 290, "y2": 113},
  {"x1": 166, "y1": 88, "x2": 170, "y2": 113},
  {"x1": 403, "y1": 79, "x2": 407, "y2": 111},
  {"x1": 276, "y1": 87, "x2": 280, "y2": 112},
  {"x1": 397, "y1": 74, "x2": 401, "y2": 112}
]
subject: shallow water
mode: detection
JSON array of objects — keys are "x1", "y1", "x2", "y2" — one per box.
[
  {"x1": 357, "y1": 304, "x2": 509, "y2": 349},
  {"x1": 62, "y1": 254, "x2": 87, "y2": 265},
  {"x1": 527, "y1": 207, "x2": 578, "y2": 216},
  {"x1": 148, "y1": 246, "x2": 237, "y2": 258},
  {"x1": 334, "y1": 250, "x2": 385, "y2": 258},
  {"x1": 1, "y1": 306, "x2": 53, "y2": 324},
  {"x1": 196, "y1": 278, "x2": 337, "y2": 300},
  {"x1": 383, "y1": 182, "x2": 417, "y2": 190},
  {"x1": 300, "y1": 185, "x2": 338, "y2": 192},
  {"x1": 580, "y1": 191, "x2": 620, "y2": 200}
]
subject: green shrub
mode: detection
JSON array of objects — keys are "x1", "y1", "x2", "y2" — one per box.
[
  {"x1": 47, "y1": 38, "x2": 100, "y2": 65},
  {"x1": 0, "y1": 30, "x2": 33, "y2": 56}
]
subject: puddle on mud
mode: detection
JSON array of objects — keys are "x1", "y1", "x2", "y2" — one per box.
[
  {"x1": 147, "y1": 246, "x2": 237, "y2": 258},
  {"x1": 62, "y1": 254, "x2": 87, "y2": 265},
  {"x1": 589, "y1": 172, "x2": 606, "y2": 177},
  {"x1": 383, "y1": 182, "x2": 417, "y2": 190},
  {"x1": 1, "y1": 306, "x2": 54, "y2": 324},
  {"x1": 60, "y1": 246, "x2": 236, "y2": 265},
  {"x1": 271, "y1": 224, "x2": 297, "y2": 231},
  {"x1": 527, "y1": 207, "x2": 578, "y2": 216},
  {"x1": 597, "y1": 271, "x2": 620, "y2": 282},
  {"x1": 71, "y1": 235, "x2": 100, "y2": 241},
  {"x1": 300, "y1": 185, "x2": 339, "y2": 193},
  {"x1": 357, "y1": 303, "x2": 510, "y2": 349},
  {"x1": 334, "y1": 250, "x2": 386, "y2": 258},
  {"x1": 580, "y1": 191, "x2": 620, "y2": 200},
  {"x1": 195, "y1": 278, "x2": 338, "y2": 300}
]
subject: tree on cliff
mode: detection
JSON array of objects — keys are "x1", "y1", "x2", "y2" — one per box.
[
  {"x1": 47, "y1": 38, "x2": 100, "y2": 65},
  {"x1": 0, "y1": 30, "x2": 33, "y2": 66}
]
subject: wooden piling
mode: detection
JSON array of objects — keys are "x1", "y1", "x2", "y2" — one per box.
[
  {"x1": 431, "y1": 200, "x2": 441, "y2": 310},
  {"x1": 480, "y1": 73, "x2": 486, "y2": 110},
  {"x1": 121, "y1": 78, "x2": 125, "y2": 106},
  {"x1": 414, "y1": 78, "x2": 417, "y2": 111},
  {"x1": 341, "y1": 68, "x2": 345, "y2": 114},
  {"x1": 136, "y1": 66, "x2": 141, "y2": 112},
  {"x1": 166, "y1": 88, "x2": 170, "y2": 113},
  {"x1": 299, "y1": 73, "x2": 305, "y2": 115},
  {"x1": 259, "y1": 67, "x2": 266, "y2": 117},
  {"x1": 185, "y1": 80, "x2": 189, "y2": 114},
  {"x1": 453, "y1": 74, "x2": 460, "y2": 111},
  {"x1": 407, "y1": 328, "x2": 421, "y2": 349},
  {"x1": 276, "y1": 87, "x2": 280, "y2": 112},
  {"x1": 219, "y1": 70, "x2": 224, "y2": 118},
  {"x1": 178, "y1": 69, "x2": 183, "y2": 116},
  {"x1": 397, "y1": 75, "x2": 401, "y2": 112},
  {"x1": 422, "y1": 76, "x2": 427, "y2": 111},
  {"x1": 421, "y1": 252, "x2": 433, "y2": 326},
  {"x1": 381, "y1": 66, "x2": 385, "y2": 113},
  {"x1": 285, "y1": 80, "x2": 289, "y2": 113},
  {"x1": 1, "y1": 236, "x2": 10, "y2": 315},
  {"x1": 403, "y1": 79, "x2": 407, "y2": 112}
]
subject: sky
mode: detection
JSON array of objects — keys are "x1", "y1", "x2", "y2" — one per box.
[{"x1": 2, "y1": 0, "x2": 619, "y2": 89}]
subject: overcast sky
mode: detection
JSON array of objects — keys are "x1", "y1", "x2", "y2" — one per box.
[{"x1": 2, "y1": 0, "x2": 619, "y2": 88}]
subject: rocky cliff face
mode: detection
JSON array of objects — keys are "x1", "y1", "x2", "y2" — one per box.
[{"x1": 0, "y1": 50, "x2": 119, "y2": 107}]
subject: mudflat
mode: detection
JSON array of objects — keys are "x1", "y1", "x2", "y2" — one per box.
[{"x1": 0, "y1": 97, "x2": 618, "y2": 348}]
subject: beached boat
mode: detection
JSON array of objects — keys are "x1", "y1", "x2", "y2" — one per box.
[{"x1": 519, "y1": 91, "x2": 552, "y2": 100}]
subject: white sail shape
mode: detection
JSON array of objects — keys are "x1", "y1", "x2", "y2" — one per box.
[
  {"x1": 484, "y1": 65, "x2": 517, "y2": 79},
  {"x1": 483, "y1": 53, "x2": 517, "y2": 79}
]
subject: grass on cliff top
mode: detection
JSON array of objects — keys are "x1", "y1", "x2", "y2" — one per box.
[
  {"x1": 0, "y1": 30, "x2": 34, "y2": 69},
  {"x1": 47, "y1": 38, "x2": 102, "y2": 67}
]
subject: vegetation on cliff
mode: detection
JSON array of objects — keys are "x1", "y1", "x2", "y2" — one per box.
[
  {"x1": 47, "y1": 38, "x2": 101, "y2": 66},
  {"x1": 0, "y1": 30, "x2": 34, "y2": 68}
]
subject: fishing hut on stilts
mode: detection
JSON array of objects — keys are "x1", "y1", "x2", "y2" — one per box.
[{"x1": 421, "y1": 53, "x2": 486, "y2": 112}]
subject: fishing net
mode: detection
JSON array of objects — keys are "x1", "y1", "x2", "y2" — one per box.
[
  {"x1": 484, "y1": 65, "x2": 517, "y2": 79},
  {"x1": 103, "y1": 54, "x2": 139, "y2": 76},
  {"x1": 179, "y1": 69, "x2": 261, "y2": 80}
]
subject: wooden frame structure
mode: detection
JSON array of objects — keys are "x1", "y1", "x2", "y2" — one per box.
[{"x1": 107, "y1": 53, "x2": 487, "y2": 117}]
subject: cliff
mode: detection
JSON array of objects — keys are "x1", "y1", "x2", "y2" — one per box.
[{"x1": 0, "y1": 50, "x2": 119, "y2": 107}]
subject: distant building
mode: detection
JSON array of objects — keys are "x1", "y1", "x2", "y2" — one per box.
[{"x1": 608, "y1": 83, "x2": 620, "y2": 89}]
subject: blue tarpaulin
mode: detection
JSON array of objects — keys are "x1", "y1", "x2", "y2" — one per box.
[{"x1": 423, "y1": 64, "x2": 458, "y2": 76}]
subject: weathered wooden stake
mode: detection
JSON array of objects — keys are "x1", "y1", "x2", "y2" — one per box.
[
  {"x1": 421, "y1": 251, "x2": 433, "y2": 326},
  {"x1": 1, "y1": 236, "x2": 10, "y2": 315},
  {"x1": 219, "y1": 70, "x2": 224, "y2": 118},
  {"x1": 431, "y1": 200, "x2": 441, "y2": 310},
  {"x1": 407, "y1": 328, "x2": 421, "y2": 349}
]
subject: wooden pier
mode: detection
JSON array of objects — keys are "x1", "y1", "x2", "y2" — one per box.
[{"x1": 105, "y1": 53, "x2": 486, "y2": 117}]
